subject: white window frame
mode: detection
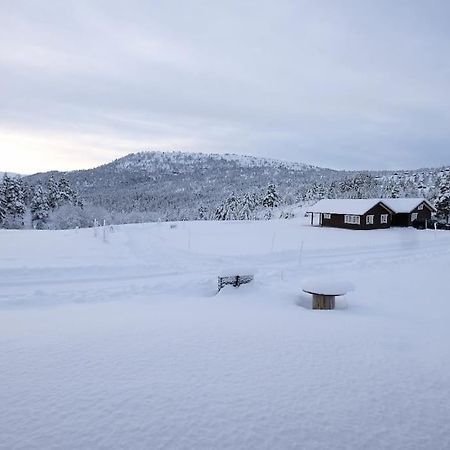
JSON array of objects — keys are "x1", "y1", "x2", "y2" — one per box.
[
  {"x1": 344, "y1": 215, "x2": 360, "y2": 225},
  {"x1": 323, "y1": 213, "x2": 331, "y2": 219},
  {"x1": 381, "y1": 214, "x2": 388, "y2": 224},
  {"x1": 411, "y1": 213, "x2": 418, "y2": 222},
  {"x1": 366, "y1": 215, "x2": 374, "y2": 225},
  {"x1": 418, "y1": 204, "x2": 423, "y2": 210}
]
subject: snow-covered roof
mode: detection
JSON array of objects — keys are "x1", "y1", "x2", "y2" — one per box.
[
  {"x1": 307, "y1": 198, "x2": 435, "y2": 215},
  {"x1": 306, "y1": 199, "x2": 392, "y2": 215},
  {"x1": 381, "y1": 198, "x2": 436, "y2": 213}
]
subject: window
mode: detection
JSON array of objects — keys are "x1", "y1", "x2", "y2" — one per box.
[
  {"x1": 366, "y1": 215, "x2": 374, "y2": 225},
  {"x1": 344, "y1": 215, "x2": 360, "y2": 225},
  {"x1": 418, "y1": 204, "x2": 423, "y2": 210},
  {"x1": 323, "y1": 213, "x2": 331, "y2": 219},
  {"x1": 411, "y1": 213, "x2": 418, "y2": 222},
  {"x1": 381, "y1": 214, "x2": 388, "y2": 224}
]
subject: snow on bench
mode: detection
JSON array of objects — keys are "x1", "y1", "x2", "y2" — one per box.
[{"x1": 302, "y1": 277, "x2": 354, "y2": 310}]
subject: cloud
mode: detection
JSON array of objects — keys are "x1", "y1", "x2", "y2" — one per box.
[{"x1": 1, "y1": 0, "x2": 450, "y2": 173}]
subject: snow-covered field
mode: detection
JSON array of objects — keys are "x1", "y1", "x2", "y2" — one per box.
[{"x1": 1, "y1": 217, "x2": 450, "y2": 449}]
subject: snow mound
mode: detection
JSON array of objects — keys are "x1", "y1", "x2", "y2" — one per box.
[{"x1": 218, "y1": 266, "x2": 256, "y2": 277}]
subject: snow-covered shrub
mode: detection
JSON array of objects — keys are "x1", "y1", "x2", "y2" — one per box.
[
  {"x1": 279, "y1": 210, "x2": 295, "y2": 219},
  {"x1": 47, "y1": 204, "x2": 111, "y2": 230}
]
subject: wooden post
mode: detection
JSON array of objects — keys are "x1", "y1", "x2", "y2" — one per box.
[
  {"x1": 102, "y1": 220, "x2": 107, "y2": 243},
  {"x1": 270, "y1": 232, "x2": 276, "y2": 252},
  {"x1": 312, "y1": 294, "x2": 335, "y2": 310},
  {"x1": 298, "y1": 240, "x2": 304, "y2": 265}
]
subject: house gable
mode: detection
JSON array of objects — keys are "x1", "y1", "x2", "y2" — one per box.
[
  {"x1": 383, "y1": 198, "x2": 436, "y2": 214},
  {"x1": 414, "y1": 201, "x2": 435, "y2": 213}
]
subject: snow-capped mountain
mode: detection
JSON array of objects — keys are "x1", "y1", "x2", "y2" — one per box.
[
  {"x1": 24, "y1": 151, "x2": 341, "y2": 221},
  {"x1": 23, "y1": 151, "x2": 449, "y2": 223}
]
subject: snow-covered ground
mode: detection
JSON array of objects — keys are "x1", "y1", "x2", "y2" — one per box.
[{"x1": 1, "y1": 216, "x2": 450, "y2": 449}]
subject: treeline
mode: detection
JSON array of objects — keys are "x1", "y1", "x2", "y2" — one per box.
[
  {"x1": 3, "y1": 153, "x2": 450, "y2": 229},
  {"x1": 209, "y1": 173, "x2": 450, "y2": 222},
  {"x1": 23, "y1": 151, "x2": 339, "y2": 223},
  {"x1": 211, "y1": 184, "x2": 286, "y2": 221},
  {"x1": 300, "y1": 170, "x2": 450, "y2": 221},
  {"x1": 0, "y1": 174, "x2": 90, "y2": 229}
]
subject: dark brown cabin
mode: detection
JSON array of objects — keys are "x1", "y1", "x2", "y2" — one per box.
[{"x1": 307, "y1": 199, "x2": 394, "y2": 230}]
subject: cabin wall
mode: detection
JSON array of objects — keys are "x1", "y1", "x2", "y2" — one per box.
[
  {"x1": 410, "y1": 203, "x2": 433, "y2": 224},
  {"x1": 321, "y1": 204, "x2": 392, "y2": 230}
]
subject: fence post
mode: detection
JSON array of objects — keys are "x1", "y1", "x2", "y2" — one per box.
[{"x1": 299, "y1": 240, "x2": 304, "y2": 265}]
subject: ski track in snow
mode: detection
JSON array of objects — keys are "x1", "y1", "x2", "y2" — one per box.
[
  {"x1": 1, "y1": 218, "x2": 450, "y2": 449},
  {"x1": 1, "y1": 220, "x2": 449, "y2": 307}
]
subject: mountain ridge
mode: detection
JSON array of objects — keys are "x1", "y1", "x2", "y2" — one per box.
[
  {"x1": 22, "y1": 151, "x2": 449, "y2": 222},
  {"x1": 73, "y1": 151, "x2": 331, "y2": 175},
  {"x1": 23, "y1": 151, "x2": 340, "y2": 221}
]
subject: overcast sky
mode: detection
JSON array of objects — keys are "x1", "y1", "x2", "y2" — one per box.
[{"x1": 1, "y1": 0, "x2": 450, "y2": 174}]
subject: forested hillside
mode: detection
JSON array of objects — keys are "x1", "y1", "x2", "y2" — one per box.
[
  {"x1": 1, "y1": 151, "x2": 450, "y2": 229},
  {"x1": 24, "y1": 152, "x2": 342, "y2": 222}
]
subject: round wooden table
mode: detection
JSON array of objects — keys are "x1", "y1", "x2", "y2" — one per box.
[
  {"x1": 302, "y1": 279, "x2": 353, "y2": 310},
  {"x1": 302, "y1": 289, "x2": 346, "y2": 310}
]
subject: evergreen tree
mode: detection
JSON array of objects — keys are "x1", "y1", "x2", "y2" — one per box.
[
  {"x1": 12, "y1": 178, "x2": 26, "y2": 227},
  {"x1": 262, "y1": 184, "x2": 280, "y2": 208},
  {"x1": 214, "y1": 194, "x2": 239, "y2": 220},
  {"x1": 316, "y1": 184, "x2": 327, "y2": 200},
  {"x1": 197, "y1": 205, "x2": 208, "y2": 220},
  {"x1": 389, "y1": 181, "x2": 400, "y2": 198},
  {"x1": 46, "y1": 176, "x2": 61, "y2": 210},
  {"x1": 327, "y1": 182, "x2": 337, "y2": 199},
  {"x1": 435, "y1": 174, "x2": 450, "y2": 222},
  {"x1": 214, "y1": 204, "x2": 227, "y2": 221},
  {"x1": 72, "y1": 191, "x2": 84, "y2": 208},
  {"x1": 58, "y1": 177, "x2": 75, "y2": 204},
  {"x1": 1, "y1": 174, "x2": 26, "y2": 228},
  {"x1": 0, "y1": 181, "x2": 6, "y2": 226},
  {"x1": 224, "y1": 194, "x2": 239, "y2": 220},
  {"x1": 31, "y1": 184, "x2": 50, "y2": 227},
  {"x1": 238, "y1": 193, "x2": 254, "y2": 220}
]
